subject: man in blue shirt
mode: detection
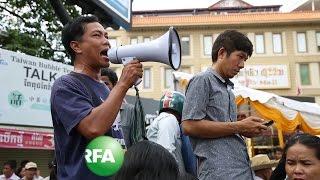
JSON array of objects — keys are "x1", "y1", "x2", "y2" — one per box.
[{"x1": 50, "y1": 15, "x2": 143, "y2": 180}]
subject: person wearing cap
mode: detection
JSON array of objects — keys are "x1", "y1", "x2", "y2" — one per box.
[
  {"x1": 21, "y1": 162, "x2": 37, "y2": 180},
  {"x1": 251, "y1": 154, "x2": 278, "y2": 180}
]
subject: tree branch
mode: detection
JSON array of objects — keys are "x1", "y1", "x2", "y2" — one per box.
[
  {"x1": 0, "y1": 0, "x2": 72, "y2": 61},
  {"x1": 0, "y1": 5, "x2": 28, "y2": 24},
  {"x1": 51, "y1": 49, "x2": 65, "y2": 53},
  {"x1": 24, "y1": 0, "x2": 55, "y2": 52},
  {"x1": 25, "y1": 1, "x2": 48, "y2": 43},
  {"x1": 26, "y1": 0, "x2": 36, "y2": 13}
]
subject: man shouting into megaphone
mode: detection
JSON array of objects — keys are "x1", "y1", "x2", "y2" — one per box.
[{"x1": 50, "y1": 15, "x2": 143, "y2": 180}]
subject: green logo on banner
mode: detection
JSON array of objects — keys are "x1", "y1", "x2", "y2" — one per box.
[
  {"x1": 85, "y1": 136, "x2": 124, "y2": 176},
  {"x1": 8, "y1": 90, "x2": 26, "y2": 108}
]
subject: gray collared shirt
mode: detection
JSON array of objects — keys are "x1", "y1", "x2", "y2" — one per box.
[{"x1": 182, "y1": 68, "x2": 254, "y2": 180}]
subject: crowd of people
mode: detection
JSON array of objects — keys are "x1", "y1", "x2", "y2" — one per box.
[
  {"x1": 0, "y1": 160, "x2": 56, "y2": 180},
  {"x1": 41, "y1": 14, "x2": 320, "y2": 180}
]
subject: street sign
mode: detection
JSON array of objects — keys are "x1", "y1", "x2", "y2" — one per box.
[{"x1": 90, "y1": 0, "x2": 132, "y2": 30}]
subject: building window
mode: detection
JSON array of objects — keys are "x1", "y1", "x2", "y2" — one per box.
[
  {"x1": 164, "y1": 68, "x2": 174, "y2": 88},
  {"x1": 181, "y1": 36, "x2": 190, "y2": 56},
  {"x1": 203, "y1": 35, "x2": 213, "y2": 56},
  {"x1": 272, "y1": 33, "x2": 282, "y2": 53},
  {"x1": 144, "y1": 37, "x2": 151, "y2": 42},
  {"x1": 255, "y1": 34, "x2": 265, "y2": 54},
  {"x1": 143, "y1": 68, "x2": 151, "y2": 89},
  {"x1": 316, "y1": 32, "x2": 320, "y2": 52},
  {"x1": 299, "y1": 64, "x2": 311, "y2": 85},
  {"x1": 297, "y1": 32, "x2": 307, "y2": 52},
  {"x1": 130, "y1": 38, "x2": 138, "y2": 45},
  {"x1": 108, "y1": 38, "x2": 117, "y2": 48}
]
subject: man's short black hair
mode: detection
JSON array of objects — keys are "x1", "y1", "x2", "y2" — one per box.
[
  {"x1": 211, "y1": 30, "x2": 253, "y2": 62},
  {"x1": 62, "y1": 15, "x2": 100, "y2": 65},
  {"x1": 4, "y1": 160, "x2": 16, "y2": 169},
  {"x1": 101, "y1": 68, "x2": 118, "y2": 86}
]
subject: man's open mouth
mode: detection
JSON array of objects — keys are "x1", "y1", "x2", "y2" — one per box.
[{"x1": 100, "y1": 49, "x2": 108, "y2": 56}]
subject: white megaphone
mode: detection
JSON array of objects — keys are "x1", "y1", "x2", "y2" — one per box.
[{"x1": 107, "y1": 27, "x2": 181, "y2": 86}]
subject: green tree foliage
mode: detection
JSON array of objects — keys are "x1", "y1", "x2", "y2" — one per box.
[
  {"x1": 0, "y1": 29, "x2": 45, "y2": 56},
  {"x1": 0, "y1": 0, "x2": 81, "y2": 63}
]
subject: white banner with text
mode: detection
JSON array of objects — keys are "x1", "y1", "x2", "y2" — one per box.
[
  {"x1": 231, "y1": 64, "x2": 290, "y2": 89},
  {"x1": 0, "y1": 48, "x2": 73, "y2": 127}
]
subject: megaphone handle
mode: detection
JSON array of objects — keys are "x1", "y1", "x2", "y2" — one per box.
[
  {"x1": 134, "y1": 78, "x2": 142, "y2": 86},
  {"x1": 121, "y1": 57, "x2": 142, "y2": 86}
]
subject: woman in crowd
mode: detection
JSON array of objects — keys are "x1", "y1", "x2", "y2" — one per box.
[{"x1": 270, "y1": 133, "x2": 320, "y2": 180}]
